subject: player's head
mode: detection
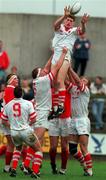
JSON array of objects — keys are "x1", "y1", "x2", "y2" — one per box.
[
  {"x1": 80, "y1": 76, "x2": 91, "y2": 88},
  {"x1": 32, "y1": 68, "x2": 42, "y2": 79},
  {"x1": 14, "y1": 86, "x2": 22, "y2": 98},
  {"x1": 64, "y1": 15, "x2": 75, "y2": 29},
  {"x1": 6, "y1": 74, "x2": 19, "y2": 87}
]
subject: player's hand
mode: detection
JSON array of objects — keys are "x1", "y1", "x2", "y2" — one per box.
[
  {"x1": 81, "y1": 13, "x2": 89, "y2": 24},
  {"x1": 62, "y1": 46, "x2": 68, "y2": 54},
  {"x1": 64, "y1": 6, "x2": 71, "y2": 17}
]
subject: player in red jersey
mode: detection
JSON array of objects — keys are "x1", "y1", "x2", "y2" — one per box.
[
  {"x1": 0, "y1": 74, "x2": 19, "y2": 172},
  {"x1": 48, "y1": 88, "x2": 71, "y2": 175}
]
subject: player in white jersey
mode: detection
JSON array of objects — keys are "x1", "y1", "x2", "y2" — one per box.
[
  {"x1": 50, "y1": 6, "x2": 89, "y2": 118},
  {"x1": 22, "y1": 47, "x2": 68, "y2": 175},
  {"x1": 1, "y1": 86, "x2": 42, "y2": 178},
  {"x1": 67, "y1": 65, "x2": 93, "y2": 176}
]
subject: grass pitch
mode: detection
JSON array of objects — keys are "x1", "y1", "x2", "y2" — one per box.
[{"x1": 0, "y1": 157, "x2": 106, "y2": 180}]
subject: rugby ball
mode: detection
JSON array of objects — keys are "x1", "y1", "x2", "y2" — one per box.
[{"x1": 70, "y1": 1, "x2": 81, "y2": 15}]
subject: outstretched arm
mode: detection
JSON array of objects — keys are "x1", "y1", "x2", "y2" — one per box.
[
  {"x1": 69, "y1": 65, "x2": 81, "y2": 87},
  {"x1": 78, "y1": 13, "x2": 89, "y2": 34},
  {"x1": 51, "y1": 47, "x2": 68, "y2": 77},
  {"x1": 42, "y1": 55, "x2": 53, "y2": 75},
  {"x1": 54, "y1": 6, "x2": 71, "y2": 31}
]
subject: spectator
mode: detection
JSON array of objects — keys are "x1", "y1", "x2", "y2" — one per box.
[
  {"x1": 73, "y1": 33, "x2": 91, "y2": 76},
  {"x1": 21, "y1": 78, "x2": 34, "y2": 101},
  {"x1": 90, "y1": 76, "x2": 106, "y2": 130},
  {"x1": 0, "y1": 83, "x2": 5, "y2": 111},
  {"x1": 0, "y1": 40, "x2": 10, "y2": 83},
  {"x1": 10, "y1": 66, "x2": 20, "y2": 85}
]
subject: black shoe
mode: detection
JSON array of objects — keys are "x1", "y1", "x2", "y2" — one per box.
[
  {"x1": 48, "y1": 110, "x2": 55, "y2": 120},
  {"x1": 53, "y1": 106, "x2": 64, "y2": 118},
  {"x1": 31, "y1": 172, "x2": 40, "y2": 178},
  {"x1": 10, "y1": 169, "x2": 17, "y2": 177},
  {"x1": 51, "y1": 163, "x2": 58, "y2": 174}
]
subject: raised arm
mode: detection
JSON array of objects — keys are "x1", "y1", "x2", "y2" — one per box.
[
  {"x1": 42, "y1": 55, "x2": 52, "y2": 75},
  {"x1": 79, "y1": 13, "x2": 89, "y2": 34},
  {"x1": 69, "y1": 65, "x2": 81, "y2": 87},
  {"x1": 51, "y1": 47, "x2": 68, "y2": 77},
  {"x1": 54, "y1": 6, "x2": 71, "y2": 31}
]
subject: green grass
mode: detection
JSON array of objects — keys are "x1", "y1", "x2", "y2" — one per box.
[{"x1": 0, "y1": 158, "x2": 106, "y2": 180}]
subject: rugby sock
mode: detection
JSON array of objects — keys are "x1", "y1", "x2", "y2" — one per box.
[
  {"x1": 52, "y1": 91, "x2": 58, "y2": 112},
  {"x1": 11, "y1": 150, "x2": 21, "y2": 170},
  {"x1": 61, "y1": 149, "x2": 69, "y2": 169},
  {"x1": 32, "y1": 151, "x2": 43, "y2": 174},
  {"x1": 5, "y1": 151, "x2": 13, "y2": 166},
  {"x1": 49, "y1": 149, "x2": 57, "y2": 165},
  {"x1": 0, "y1": 145, "x2": 7, "y2": 155},
  {"x1": 74, "y1": 151, "x2": 86, "y2": 169},
  {"x1": 24, "y1": 147, "x2": 34, "y2": 168},
  {"x1": 21, "y1": 146, "x2": 27, "y2": 162},
  {"x1": 58, "y1": 89, "x2": 66, "y2": 107},
  {"x1": 84, "y1": 153, "x2": 93, "y2": 175}
]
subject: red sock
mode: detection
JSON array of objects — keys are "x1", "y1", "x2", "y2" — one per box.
[
  {"x1": 58, "y1": 89, "x2": 66, "y2": 107},
  {"x1": 32, "y1": 151, "x2": 43, "y2": 174},
  {"x1": 52, "y1": 90, "x2": 58, "y2": 111},
  {"x1": 84, "y1": 153, "x2": 93, "y2": 170},
  {"x1": 11, "y1": 150, "x2": 21, "y2": 170},
  {"x1": 49, "y1": 149, "x2": 57, "y2": 165},
  {"x1": 74, "y1": 151, "x2": 86, "y2": 169},
  {"x1": 5, "y1": 151, "x2": 13, "y2": 165},
  {"x1": 61, "y1": 149, "x2": 69, "y2": 169},
  {"x1": 0, "y1": 145, "x2": 7, "y2": 156},
  {"x1": 21, "y1": 146, "x2": 27, "y2": 162},
  {"x1": 24, "y1": 147, "x2": 34, "y2": 168}
]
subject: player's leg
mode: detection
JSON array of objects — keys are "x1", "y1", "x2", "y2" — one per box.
[
  {"x1": 9, "y1": 130, "x2": 23, "y2": 177},
  {"x1": 3, "y1": 135, "x2": 14, "y2": 172},
  {"x1": 78, "y1": 135, "x2": 93, "y2": 176},
  {"x1": 10, "y1": 145, "x2": 22, "y2": 177},
  {"x1": 53, "y1": 60, "x2": 70, "y2": 117},
  {"x1": 31, "y1": 127, "x2": 45, "y2": 177},
  {"x1": 48, "y1": 118, "x2": 60, "y2": 174},
  {"x1": 77, "y1": 118, "x2": 93, "y2": 176},
  {"x1": 49, "y1": 136, "x2": 59, "y2": 174},
  {"x1": 68, "y1": 119, "x2": 86, "y2": 172},
  {"x1": 59, "y1": 136, "x2": 68, "y2": 175},
  {"x1": 59, "y1": 118, "x2": 70, "y2": 175}
]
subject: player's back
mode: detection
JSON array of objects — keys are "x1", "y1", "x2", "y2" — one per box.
[
  {"x1": 33, "y1": 74, "x2": 52, "y2": 111},
  {"x1": 4, "y1": 98, "x2": 33, "y2": 130},
  {"x1": 69, "y1": 83, "x2": 90, "y2": 118}
]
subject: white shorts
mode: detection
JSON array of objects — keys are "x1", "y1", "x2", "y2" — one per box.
[
  {"x1": 68, "y1": 117, "x2": 91, "y2": 136},
  {"x1": 32, "y1": 110, "x2": 49, "y2": 130},
  {"x1": 48, "y1": 117, "x2": 71, "y2": 137},
  {"x1": 11, "y1": 127, "x2": 37, "y2": 147},
  {"x1": 52, "y1": 49, "x2": 71, "y2": 65}
]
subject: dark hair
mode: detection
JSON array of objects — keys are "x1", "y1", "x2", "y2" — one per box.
[
  {"x1": 6, "y1": 74, "x2": 15, "y2": 84},
  {"x1": 68, "y1": 14, "x2": 76, "y2": 21},
  {"x1": 32, "y1": 68, "x2": 39, "y2": 79},
  {"x1": 96, "y1": 76, "x2": 103, "y2": 81},
  {"x1": 14, "y1": 86, "x2": 22, "y2": 98}
]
